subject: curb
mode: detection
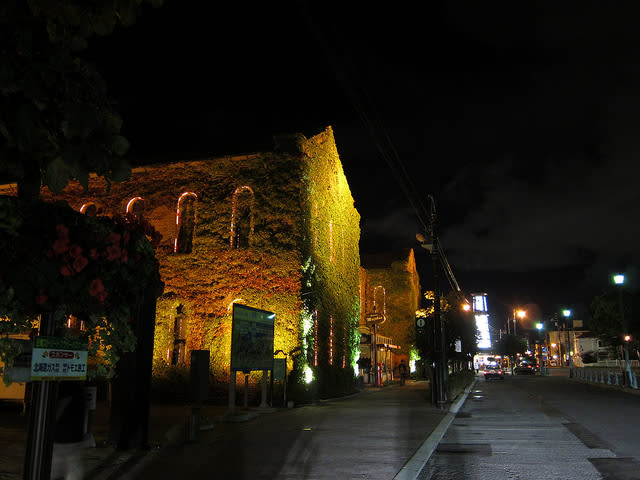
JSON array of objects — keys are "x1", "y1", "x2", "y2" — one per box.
[{"x1": 392, "y1": 378, "x2": 477, "y2": 480}]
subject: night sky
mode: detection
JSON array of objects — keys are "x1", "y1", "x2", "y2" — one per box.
[{"x1": 86, "y1": 1, "x2": 640, "y2": 330}]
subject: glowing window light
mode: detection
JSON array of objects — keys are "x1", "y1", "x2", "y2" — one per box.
[
  {"x1": 80, "y1": 202, "x2": 97, "y2": 217},
  {"x1": 126, "y1": 197, "x2": 144, "y2": 218},
  {"x1": 329, "y1": 316, "x2": 334, "y2": 365},
  {"x1": 313, "y1": 310, "x2": 318, "y2": 367},
  {"x1": 373, "y1": 285, "x2": 386, "y2": 318},
  {"x1": 174, "y1": 192, "x2": 198, "y2": 253},
  {"x1": 229, "y1": 186, "x2": 255, "y2": 248},
  {"x1": 227, "y1": 298, "x2": 245, "y2": 311}
]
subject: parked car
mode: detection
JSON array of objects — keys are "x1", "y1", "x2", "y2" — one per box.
[
  {"x1": 514, "y1": 362, "x2": 535, "y2": 375},
  {"x1": 483, "y1": 365, "x2": 504, "y2": 380}
]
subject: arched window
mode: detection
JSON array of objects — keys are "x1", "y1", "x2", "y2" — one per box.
[
  {"x1": 174, "y1": 192, "x2": 197, "y2": 254},
  {"x1": 373, "y1": 285, "x2": 386, "y2": 318},
  {"x1": 80, "y1": 203, "x2": 97, "y2": 217},
  {"x1": 126, "y1": 197, "x2": 145, "y2": 220},
  {"x1": 230, "y1": 186, "x2": 254, "y2": 248},
  {"x1": 171, "y1": 304, "x2": 186, "y2": 365},
  {"x1": 329, "y1": 316, "x2": 334, "y2": 365}
]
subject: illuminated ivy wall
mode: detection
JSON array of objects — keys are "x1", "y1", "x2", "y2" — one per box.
[
  {"x1": 299, "y1": 127, "x2": 361, "y2": 393},
  {"x1": 360, "y1": 249, "x2": 421, "y2": 358},
  {"x1": 41, "y1": 126, "x2": 361, "y2": 392}
]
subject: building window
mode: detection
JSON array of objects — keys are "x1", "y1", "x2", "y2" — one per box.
[
  {"x1": 80, "y1": 203, "x2": 97, "y2": 217},
  {"x1": 171, "y1": 304, "x2": 186, "y2": 365},
  {"x1": 174, "y1": 192, "x2": 197, "y2": 254},
  {"x1": 313, "y1": 310, "x2": 318, "y2": 367},
  {"x1": 126, "y1": 197, "x2": 145, "y2": 220},
  {"x1": 373, "y1": 285, "x2": 386, "y2": 316},
  {"x1": 230, "y1": 186, "x2": 254, "y2": 248},
  {"x1": 329, "y1": 316, "x2": 334, "y2": 365}
]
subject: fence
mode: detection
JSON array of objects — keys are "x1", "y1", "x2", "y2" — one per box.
[
  {"x1": 574, "y1": 367, "x2": 638, "y2": 389},
  {"x1": 583, "y1": 359, "x2": 640, "y2": 368}
]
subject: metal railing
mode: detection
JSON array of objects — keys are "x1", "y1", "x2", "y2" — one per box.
[{"x1": 574, "y1": 367, "x2": 638, "y2": 389}]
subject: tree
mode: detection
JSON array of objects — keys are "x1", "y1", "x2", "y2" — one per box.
[
  {"x1": 494, "y1": 334, "x2": 528, "y2": 369},
  {"x1": 590, "y1": 289, "x2": 640, "y2": 356},
  {"x1": 1, "y1": 0, "x2": 161, "y2": 199},
  {"x1": 442, "y1": 291, "x2": 478, "y2": 372}
]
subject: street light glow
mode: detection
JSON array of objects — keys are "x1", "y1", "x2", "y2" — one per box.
[
  {"x1": 535, "y1": 322, "x2": 543, "y2": 330},
  {"x1": 562, "y1": 309, "x2": 572, "y2": 317},
  {"x1": 517, "y1": 309, "x2": 526, "y2": 319},
  {"x1": 613, "y1": 274, "x2": 625, "y2": 285}
]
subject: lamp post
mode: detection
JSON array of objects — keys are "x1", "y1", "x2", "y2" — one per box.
[
  {"x1": 613, "y1": 274, "x2": 634, "y2": 386},
  {"x1": 513, "y1": 309, "x2": 526, "y2": 335},
  {"x1": 417, "y1": 195, "x2": 447, "y2": 410},
  {"x1": 535, "y1": 322, "x2": 545, "y2": 375},
  {"x1": 562, "y1": 309, "x2": 573, "y2": 378}
]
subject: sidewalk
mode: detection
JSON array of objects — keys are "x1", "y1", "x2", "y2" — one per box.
[{"x1": 0, "y1": 380, "x2": 472, "y2": 480}]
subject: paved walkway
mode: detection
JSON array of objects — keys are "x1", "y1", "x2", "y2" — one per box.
[{"x1": 0, "y1": 380, "x2": 461, "y2": 480}]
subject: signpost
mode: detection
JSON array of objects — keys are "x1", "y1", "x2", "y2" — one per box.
[
  {"x1": 366, "y1": 313, "x2": 385, "y2": 386},
  {"x1": 229, "y1": 304, "x2": 275, "y2": 414},
  {"x1": 30, "y1": 337, "x2": 88, "y2": 381}
]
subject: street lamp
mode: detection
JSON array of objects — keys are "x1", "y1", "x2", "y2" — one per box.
[
  {"x1": 535, "y1": 322, "x2": 545, "y2": 374},
  {"x1": 562, "y1": 309, "x2": 574, "y2": 378},
  {"x1": 512, "y1": 309, "x2": 526, "y2": 335},
  {"x1": 613, "y1": 274, "x2": 634, "y2": 386}
]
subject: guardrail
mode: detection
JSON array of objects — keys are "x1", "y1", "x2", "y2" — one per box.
[
  {"x1": 574, "y1": 367, "x2": 638, "y2": 389},
  {"x1": 584, "y1": 359, "x2": 640, "y2": 368}
]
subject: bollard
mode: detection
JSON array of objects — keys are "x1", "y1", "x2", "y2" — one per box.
[
  {"x1": 632, "y1": 372, "x2": 638, "y2": 389},
  {"x1": 607, "y1": 371, "x2": 612, "y2": 385}
]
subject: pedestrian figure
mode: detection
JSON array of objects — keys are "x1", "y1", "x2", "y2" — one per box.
[{"x1": 398, "y1": 359, "x2": 408, "y2": 385}]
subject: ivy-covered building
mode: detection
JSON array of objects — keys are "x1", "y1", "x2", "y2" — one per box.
[
  {"x1": 7, "y1": 126, "x2": 361, "y2": 395},
  {"x1": 359, "y1": 249, "x2": 421, "y2": 381}
]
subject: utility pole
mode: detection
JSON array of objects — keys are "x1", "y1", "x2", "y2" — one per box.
[{"x1": 428, "y1": 195, "x2": 447, "y2": 410}]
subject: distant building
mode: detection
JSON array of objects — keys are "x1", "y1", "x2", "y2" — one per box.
[{"x1": 358, "y1": 250, "x2": 421, "y2": 383}]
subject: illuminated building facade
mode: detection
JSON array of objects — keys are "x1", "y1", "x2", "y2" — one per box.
[
  {"x1": 358, "y1": 250, "x2": 421, "y2": 383},
  {"x1": 472, "y1": 292, "x2": 491, "y2": 350},
  {"x1": 6, "y1": 127, "x2": 361, "y2": 393}
]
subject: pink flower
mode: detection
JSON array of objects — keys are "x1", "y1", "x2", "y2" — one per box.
[
  {"x1": 120, "y1": 249, "x2": 128, "y2": 264},
  {"x1": 122, "y1": 231, "x2": 130, "y2": 245},
  {"x1": 52, "y1": 238, "x2": 69, "y2": 255},
  {"x1": 56, "y1": 224, "x2": 69, "y2": 240},
  {"x1": 36, "y1": 291, "x2": 48, "y2": 304},
  {"x1": 96, "y1": 291, "x2": 108, "y2": 303},
  {"x1": 60, "y1": 264, "x2": 74, "y2": 276},
  {"x1": 106, "y1": 244, "x2": 121, "y2": 261},
  {"x1": 108, "y1": 232, "x2": 121, "y2": 245},
  {"x1": 68, "y1": 244, "x2": 83, "y2": 258},
  {"x1": 89, "y1": 278, "x2": 105, "y2": 298},
  {"x1": 73, "y1": 255, "x2": 88, "y2": 272},
  {"x1": 89, "y1": 248, "x2": 99, "y2": 260}
]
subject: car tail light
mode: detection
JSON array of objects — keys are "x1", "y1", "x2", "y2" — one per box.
[{"x1": 498, "y1": 370, "x2": 503, "y2": 374}]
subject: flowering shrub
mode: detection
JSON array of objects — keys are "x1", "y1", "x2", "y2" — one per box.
[{"x1": 0, "y1": 197, "x2": 163, "y2": 378}]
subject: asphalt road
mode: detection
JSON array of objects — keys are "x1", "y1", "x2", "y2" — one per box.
[{"x1": 419, "y1": 374, "x2": 640, "y2": 480}]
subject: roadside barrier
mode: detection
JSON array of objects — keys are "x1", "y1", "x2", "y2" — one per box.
[{"x1": 574, "y1": 367, "x2": 638, "y2": 389}]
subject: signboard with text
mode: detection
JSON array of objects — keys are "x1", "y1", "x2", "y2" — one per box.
[
  {"x1": 230, "y1": 304, "x2": 275, "y2": 372},
  {"x1": 30, "y1": 336, "x2": 88, "y2": 381}
]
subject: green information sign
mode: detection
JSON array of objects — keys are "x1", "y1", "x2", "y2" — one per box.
[
  {"x1": 230, "y1": 304, "x2": 275, "y2": 372},
  {"x1": 30, "y1": 336, "x2": 88, "y2": 381}
]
